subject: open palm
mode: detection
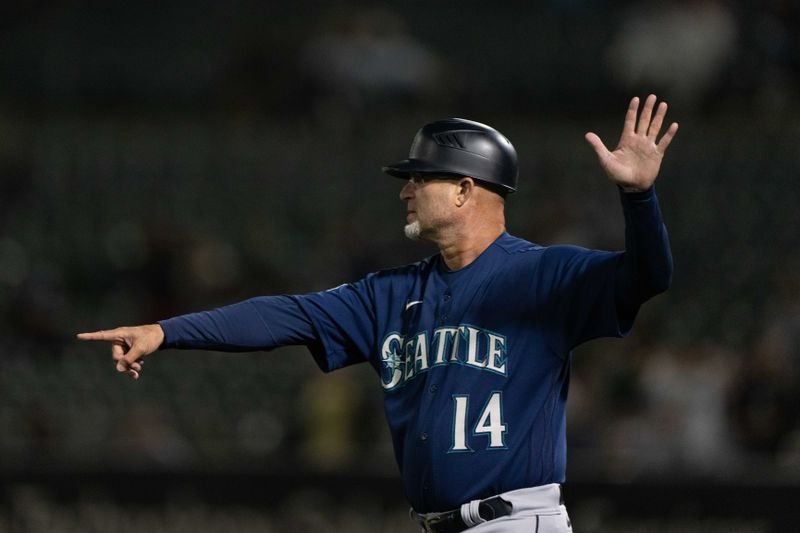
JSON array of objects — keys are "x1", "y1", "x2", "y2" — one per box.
[{"x1": 585, "y1": 94, "x2": 678, "y2": 192}]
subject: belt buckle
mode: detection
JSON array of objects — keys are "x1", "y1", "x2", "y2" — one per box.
[{"x1": 421, "y1": 513, "x2": 445, "y2": 533}]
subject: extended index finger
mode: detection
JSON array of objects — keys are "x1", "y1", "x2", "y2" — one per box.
[{"x1": 76, "y1": 329, "x2": 123, "y2": 342}]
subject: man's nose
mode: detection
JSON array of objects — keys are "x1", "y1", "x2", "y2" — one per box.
[{"x1": 399, "y1": 180, "x2": 414, "y2": 201}]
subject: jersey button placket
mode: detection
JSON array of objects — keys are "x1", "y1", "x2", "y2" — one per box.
[{"x1": 440, "y1": 291, "x2": 452, "y2": 323}]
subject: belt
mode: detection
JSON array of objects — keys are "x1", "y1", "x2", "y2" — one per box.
[{"x1": 413, "y1": 496, "x2": 513, "y2": 533}]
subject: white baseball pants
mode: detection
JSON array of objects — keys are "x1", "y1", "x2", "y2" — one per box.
[{"x1": 415, "y1": 484, "x2": 573, "y2": 532}]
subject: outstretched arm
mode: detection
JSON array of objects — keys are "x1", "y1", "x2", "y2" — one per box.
[
  {"x1": 585, "y1": 94, "x2": 678, "y2": 192},
  {"x1": 77, "y1": 296, "x2": 318, "y2": 380}
]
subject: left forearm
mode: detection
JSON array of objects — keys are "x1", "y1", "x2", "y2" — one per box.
[{"x1": 615, "y1": 186, "x2": 673, "y2": 310}]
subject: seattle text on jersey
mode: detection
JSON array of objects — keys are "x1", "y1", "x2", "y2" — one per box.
[{"x1": 380, "y1": 324, "x2": 508, "y2": 391}]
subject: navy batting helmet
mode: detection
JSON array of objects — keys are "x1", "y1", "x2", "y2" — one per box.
[{"x1": 382, "y1": 118, "x2": 519, "y2": 193}]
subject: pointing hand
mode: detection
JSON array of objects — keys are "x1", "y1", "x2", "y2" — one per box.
[{"x1": 77, "y1": 324, "x2": 164, "y2": 380}]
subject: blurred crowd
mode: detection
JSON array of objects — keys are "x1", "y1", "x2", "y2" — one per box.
[{"x1": 1, "y1": 0, "x2": 799, "y2": 497}]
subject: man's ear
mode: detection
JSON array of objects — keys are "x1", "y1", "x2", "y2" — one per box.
[{"x1": 455, "y1": 177, "x2": 475, "y2": 207}]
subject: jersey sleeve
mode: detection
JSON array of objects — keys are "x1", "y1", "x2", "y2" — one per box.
[
  {"x1": 541, "y1": 186, "x2": 673, "y2": 351},
  {"x1": 290, "y1": 278, "x2": 376, "y2": 373},
  {"x1": 159, "y1": 295, "x2": 317, "y2": 351},
  {"x1": 540, "y1": 245, "x2": 627, "y2": 351},
  {"x1": 158, "y1": 278, "x2": 377, "y2": 373},
  {"x1": 614, "y1": 186, "x2": 673, "y2": 316}
]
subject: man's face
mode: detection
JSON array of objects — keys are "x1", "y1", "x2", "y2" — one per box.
[{"x1": 399, "y1": 173, "x2": 460, "y2": 240}]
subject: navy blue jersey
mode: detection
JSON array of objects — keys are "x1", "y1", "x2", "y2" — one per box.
[
  {"x1": 160, "y1": 187, "x2": 671, "y2": 513},
  {"x1": 293, "y1": 235, "x2": 626, "y2": 511}
]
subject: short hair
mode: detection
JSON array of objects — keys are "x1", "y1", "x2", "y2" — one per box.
[{"x1": 474, "y1": 179, "x2": 509, "y2": 199}]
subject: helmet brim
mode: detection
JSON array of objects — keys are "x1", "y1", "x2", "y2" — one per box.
[
  {"x1": 382, "y1": 160, "x2": 516, "y2": 194},
  {"x1": 381, "y1": 159, "x2": 456, "y2": 179}
]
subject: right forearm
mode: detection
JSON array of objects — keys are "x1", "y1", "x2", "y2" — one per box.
[{"x1": 158, "y1": 295, "x2": 317, "y2": 351}]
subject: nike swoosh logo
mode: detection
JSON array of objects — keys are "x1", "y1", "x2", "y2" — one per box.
[{"x1": 405, "y1": 300, "x2": 423, "y2": 311}]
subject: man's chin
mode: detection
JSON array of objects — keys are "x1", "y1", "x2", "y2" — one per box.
[{"x1": 404, "y1": 221, "x2": 421, "y2": 241}]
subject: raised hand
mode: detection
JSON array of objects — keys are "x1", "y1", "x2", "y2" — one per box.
[
  {"x1": 77, "y1": 324, "x2": 165, "y2": 380},
  {"x1": 585, "y1": 94, "x2": 679, "y2": 192}
]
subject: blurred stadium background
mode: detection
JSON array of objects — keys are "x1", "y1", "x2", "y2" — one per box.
[{"x1": 1, "y1": 1, "x2": 799, "y2": 531}]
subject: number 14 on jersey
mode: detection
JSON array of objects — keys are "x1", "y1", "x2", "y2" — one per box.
[{"x1": 450, "y1": 391, "x2": 508, "y2": 452}]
